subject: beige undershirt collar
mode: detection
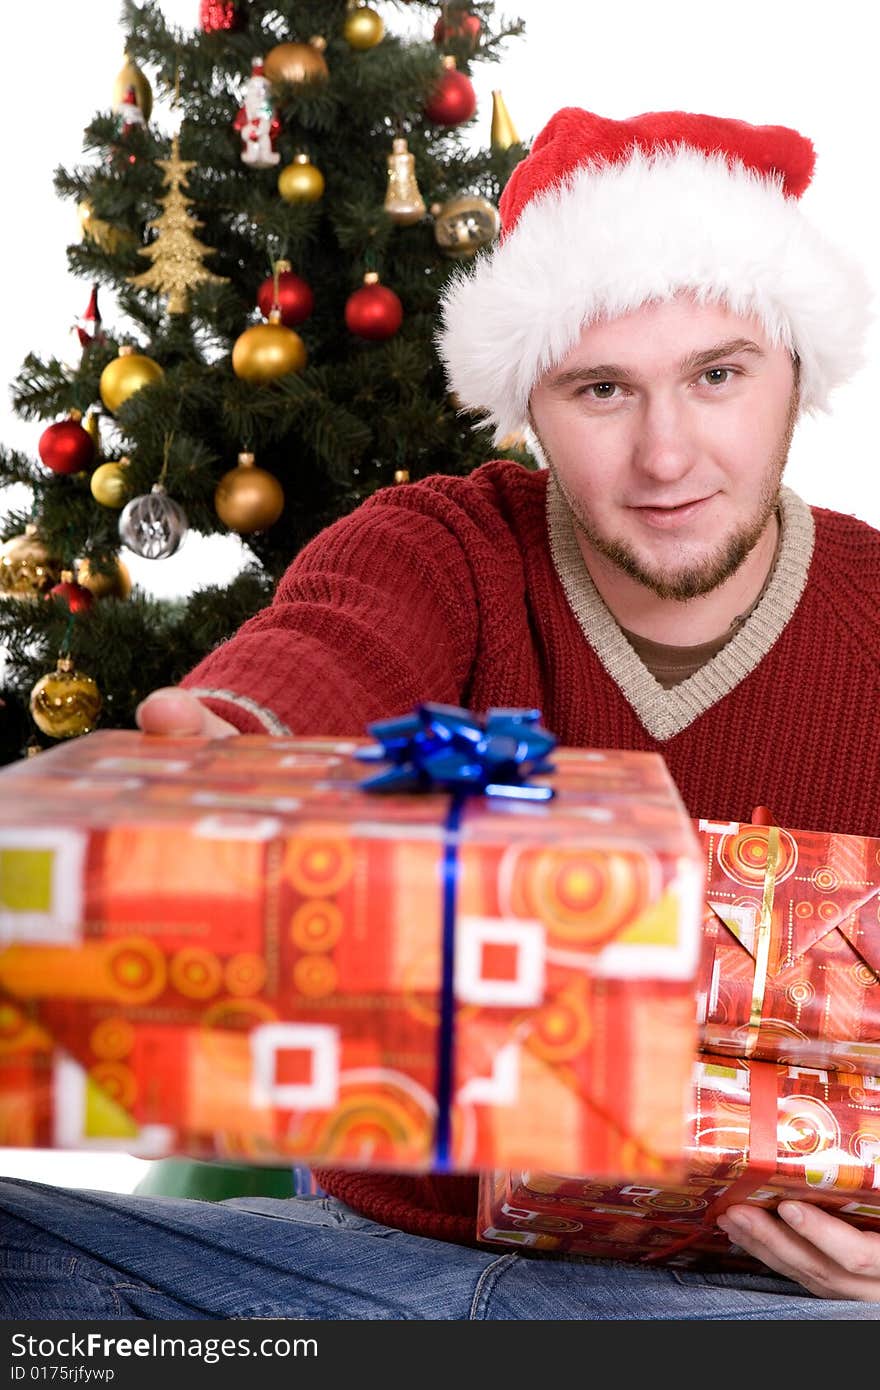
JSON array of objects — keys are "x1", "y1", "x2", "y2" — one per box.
[{"x1": 546, "y1": 480, "x2": 815, "y2": 742}]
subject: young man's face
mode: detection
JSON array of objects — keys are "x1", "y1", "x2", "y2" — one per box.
[{"x1": 528, "y1": 295, "x2": 799, "y2": 601}]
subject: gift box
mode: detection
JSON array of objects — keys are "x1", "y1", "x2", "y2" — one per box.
[
  {"x1": 0, "y1": 713, "x2": 705, "y2": 1176},
  {"x1": 477, "y1": 1055, "x2": 880, "y2": 1270},
  {"x1": 695, "y1": 817, "x2": 880, "y2": 1073}
]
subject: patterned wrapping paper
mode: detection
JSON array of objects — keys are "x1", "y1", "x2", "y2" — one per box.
[
  {"x1": 477, "y1": 1055, "x2": 880, "y2": 1270},
  {"x1": 0, "y1": 729, "x2": 705, "y2": 1176},
  {"x1": 695, "y1": 818, "x2": 880, "y2": 1073}
]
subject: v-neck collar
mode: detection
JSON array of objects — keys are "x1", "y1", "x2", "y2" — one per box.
[{"x1": 546, "y1": 478, "x2": 815, "y2": 741}]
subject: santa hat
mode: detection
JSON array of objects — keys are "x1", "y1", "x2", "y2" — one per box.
[{"x1": 436, "y1": 108, "x2": 872, "y2": 445}]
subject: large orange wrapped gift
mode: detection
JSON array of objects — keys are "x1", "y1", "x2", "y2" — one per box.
[
  {"x1": 477, "y1": 1055, "x2": 880, "y2": 1270},
  {"x1": 0, "y1": 708, "x2": 705, "y2": 1177},
  {"x1": 694, "y1": 816, "x2": 880, "y2": 1073}
]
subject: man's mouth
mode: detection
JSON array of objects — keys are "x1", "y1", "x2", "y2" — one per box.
[{"x1": 629, "y1": 496, "x2": 714, "y2": 526}]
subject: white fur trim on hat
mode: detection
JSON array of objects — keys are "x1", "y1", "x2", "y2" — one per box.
[{"x1": 436, "y1": 145, "x2": 872, "y2": 445}]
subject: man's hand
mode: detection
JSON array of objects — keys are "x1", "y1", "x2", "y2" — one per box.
[
  {"x1": 135, "y1": 687, "x2": 239, "y2": 738},
  {"x1": 717, "y1": 1201, "x2": 880, "y2": 1302}
]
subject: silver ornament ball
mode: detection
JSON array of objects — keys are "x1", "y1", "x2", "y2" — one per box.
[{"x1": 119, "y1": 485, "x2": 188, "y2": 559}]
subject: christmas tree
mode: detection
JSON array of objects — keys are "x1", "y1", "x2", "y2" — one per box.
[{"x1": 0, "y1": 0, "x2": 526, "y2": 763}]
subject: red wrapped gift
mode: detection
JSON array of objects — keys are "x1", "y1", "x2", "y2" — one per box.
[
  {"x1": 477, "y1": 1055, "x2": 880, "y2": 1269},
  {"x1": 0, "y1": 724, "x2": 704, "y2": 1176},
  {"x1": 695, "y1": 816, "x2": 880, "y2": 1073}
]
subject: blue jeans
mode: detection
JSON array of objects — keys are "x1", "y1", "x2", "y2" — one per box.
[{"x1": 0, "y1": 1178, "x2": 877, "y2": 1320}]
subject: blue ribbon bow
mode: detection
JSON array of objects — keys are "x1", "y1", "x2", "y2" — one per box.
[
  {"x1": 357, "y1": 704, "x2": 557, "y2": 1170},
  {"x1": 356, "y1": 702, "x2": 557, "y2": 801}
]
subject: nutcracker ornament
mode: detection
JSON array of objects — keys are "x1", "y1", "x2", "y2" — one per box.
[
  {"x1": 116, "y1": 84, "x2": 146, "y2": 139},
  {"x1": 74, "y1": 285, "x2": 105, "y2": 351},
  {"x1": 233, "y1": 58, "x2": 281, "y2": 169},
  {"x1": 113, "y1": 54, "x2": 152, "y2": 123}
]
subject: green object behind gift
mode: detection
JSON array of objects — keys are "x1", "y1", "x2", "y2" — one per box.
[{"x1": 134, "y1": 1158, "x2": 303, "y2": 1202}]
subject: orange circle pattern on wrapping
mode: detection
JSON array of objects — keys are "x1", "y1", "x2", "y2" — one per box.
[
  {"x1": 852, "y1": 961, "x2": 878, "y2": 987},
  {"x1": 292, "y1": 954, "x2": 338, "y2": 998},
  {"x1": 224, "y1": 952, "x2": 267, "y2": 997},
  {"x1": 510, "y1": 846, "x2": 656, "y2": 946},
  {"x1": 716, "y1": 826, "x2": 798, "y2": 889},
  {"x1": 282, "y1": 833, "x2": 355, "y2": 897},
  {"x1": 90, "y1": 1016, "x2": 136, "y2": 1060},
  {"x1": 169, "y1": 946, "x2": 223, "y2": 1000},
  {"x1": 199, "y1": 996, "x2": 278, "y2": 1067},
  {"x1": 633, "y1": 1191, "x2": 709, "y2": 1213},
  {"x1": 522, "y1": 980, "x2": 592, "y2": 1062},
  {"x1": 89, "y1": 1060, "x2": 138, "y2": 1109},
  {"x1": 779, "y1": 1094, "x2": 840, "y2": 1158},
  {"x1": 289, "y1": 899, "x2": 344, "y2": 953},
  {"x1": 104, "y1": 937, "x2": 167, "y2": 1004},
  {"x1": 0, "y1": 1003, "x2": 25, "y2": 1044},
  {"x1": 512, "y1": 1212, "x2": 584, "y2": 1233},
  {"x1": 288, "y1": 1085, "x2": 430, "y2": 1166},
  {"x1": 784, "y1": 980, "x2": 814, "y2": 1008}
]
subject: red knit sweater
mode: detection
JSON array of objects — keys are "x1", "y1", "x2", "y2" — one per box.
[{"x1": 182, "y1": 460, "x2": 880, "y2": 1248}]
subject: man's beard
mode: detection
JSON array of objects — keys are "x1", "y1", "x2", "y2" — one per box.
[{"x1": 539, "y1": 387, "x2": 799, "y2": 603}]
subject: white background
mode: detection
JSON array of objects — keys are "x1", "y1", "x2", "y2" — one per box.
[{"x1": 1, "y1": 0, "x2": 878, "y2": 1192}]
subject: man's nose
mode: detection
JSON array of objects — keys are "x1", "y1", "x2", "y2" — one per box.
[{"x1": 631, "y1": 396, "x2": 696, "y2": 482}]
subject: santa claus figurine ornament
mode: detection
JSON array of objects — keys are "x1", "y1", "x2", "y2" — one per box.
[{"x1": 233, "y1": 58, "x2": 281, "y2": 169}]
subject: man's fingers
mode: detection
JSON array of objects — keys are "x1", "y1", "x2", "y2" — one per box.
[
  {"x1": 135, "y1": 688, "x2": 238, "y2": 738},
  {"x1": 776, "y1": 1201, "x2": 880, "y2": 1279},
  {"x1": 718, "y1": 1203, "x2": 880, "y2": 1302}
]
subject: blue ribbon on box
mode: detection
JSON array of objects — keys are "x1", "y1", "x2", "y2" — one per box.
[{"x1": 357, "y1": 704, "x2": 557, "y2": 1168}]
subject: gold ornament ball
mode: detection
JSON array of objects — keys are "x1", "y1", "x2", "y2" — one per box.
[
  {"x1": 75, "y1": 557, "x2": 132, "y2": 602},
  {"x1": 343, "y1": 6, "x2": 384, "y2": 49},
  {"x1": 433, "y1": 193, "x2": 501, "y2": 258},
  {"x1": 30, "y1": 657, "x2": 102, "y2": 740},
  {"x1": 90, "y1": 459, "x2": 130, "y2": 509},
  {"x1": 0, "y1": 525, "x2": 62, "y2": 598},
  {"x1": 215, "y1": 453, "x2": 285, "y2": 533},
  {"x1": 99, "y1": 346, "x2": 164, "y2": 414},
  {"x1": 278, "y1": 154, "x2": 325, "y2": 203},
  {"x1": 264, "y1": 39, "x2": 329, "y2": 85},
  {"x1": 232, "y1": 315, "x2": 307, "y2": 382}
]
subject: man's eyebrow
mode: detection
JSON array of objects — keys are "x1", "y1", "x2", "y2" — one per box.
[{"x1": 543, "y1": 338, "x2": 765, "y2": 390}]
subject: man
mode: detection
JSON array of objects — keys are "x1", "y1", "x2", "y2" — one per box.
[{"x1": 2, "y1": 108, "x2": 879, "y2": 1317}]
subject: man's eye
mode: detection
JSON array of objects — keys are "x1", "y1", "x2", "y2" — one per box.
[
  {"x1": 702, "y1": 367, "x2": 732, "y2": 385},
  {"x1": 589, "y1": 382, "x2": 617, "y2": 398}
]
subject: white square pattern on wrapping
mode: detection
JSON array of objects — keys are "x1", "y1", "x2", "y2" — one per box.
[
  {"x1": 250, "y1": 1022, "x2": 340, "y2": 1110},
  {"x1": 454, "y1": 915, "x2": 546, "y2": 1007},
  {"x1": 0, "y1": 826, "x2": 87, "y2": 944}
]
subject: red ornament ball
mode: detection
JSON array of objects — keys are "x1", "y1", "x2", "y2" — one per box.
[
  {"x1": 256, "y1": 269, "x2": 315, "y2": 327},
  {"x1": 345, "y1": 276, "x2": 403, "y2": 341},
  {"x1": 48, "y1": 578, "x2": 95, "y2": 615},
  {"x1": 433, "y1": 11, "x2": 482, "y2": 45},
  {"x1": 38, "y1": 417, "x2": 96, "y2": 475},
  {"x1": 200, "y1": 0, "x2": 245, "y2": 32},
  {"x1": 424, "y1": 66, "x2": 477, "y2": 125}
]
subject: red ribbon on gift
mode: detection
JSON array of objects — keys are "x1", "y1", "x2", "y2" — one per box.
[{"x1": 641, "y1": 1060, "x2": 779, "y2": 1263}]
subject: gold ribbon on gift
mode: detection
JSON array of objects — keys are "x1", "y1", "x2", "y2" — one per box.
[{"x1": 744, "y1": 826, "x2": 780, "y2": 1058}]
